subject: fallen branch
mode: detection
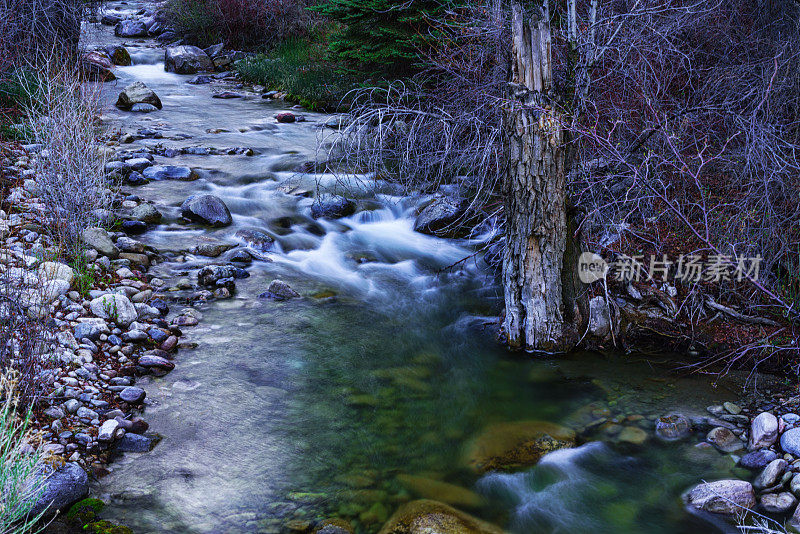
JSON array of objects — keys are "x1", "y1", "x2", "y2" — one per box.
[{"x1": 705, "y1": 298, "x2": 780, "y2": 327}]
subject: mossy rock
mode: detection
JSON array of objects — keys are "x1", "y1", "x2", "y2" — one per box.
[
  {"x1": 396, "y1": 474, "x2": 484, "y2": 509},
  {"x1": 315, "y1": 518, "x2": 354, "y2": 534},
  {"x1": 83, "y1": 520, "x2": 133, "y2": 534},
  {"x1": 66, "y1": 498, "x2": 105, "y2": 526},
  {"x1": 378, "y1": 500, "x2": 504, "y2": 534},
  {"x1": 463, "y1": 420, "x2": 576, "y2": 473}
]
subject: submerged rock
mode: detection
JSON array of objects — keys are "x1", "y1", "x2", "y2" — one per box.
[
  {"x1": 116, "y1": 82, "x2": 162, "y2": 111},
  {"x1": 181, "y1": 194, "x2": 232, "y2": 227},
  {"x1": 131, "y1": 203, "x2": 162, "y2": 224},
  {"x1": 655, "y1": 413, "x2": 692, "y2": 441},
  {"x1": 463, "y1": 420, "x2": 576, "y2": 473},
  {"x1": 684, "y1": 480, "x2": 756, "y2": 514},
  {"x1": 396, "y1": 475, "x2": 483, "y2": 509},
  {"x1": 378, "y1": 499, "x2": 503, "y2": 534},
  {"x1": 165, "y1": 45, "x2": 213, "y2": 74}
]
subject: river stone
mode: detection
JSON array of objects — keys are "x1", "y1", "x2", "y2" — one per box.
[
  {"x1": 413, "y1": 196, "x2": 469, "y2": 238},
  {"x1": 41, "y1": 280, "x2": 70, "y2": 303},
  {"x1": 762, "y1": 492, "x2": 797, "y2": 514},
  {"x1": 235, "y1": 228, "x2": 274, "y2": 251},
  {"x1": 114, "y1": 19, "x2": 148, "y2": 37},
  {"x1": 143, "y1": 165, "x2": 196, "y2": 181},
  {"x1": 396, "y1": 475, "x2": 483, "y2": 509},
  {"x1": 119, "y1": 386, "x2": 146, "y2": 404},
  {"x1": 181, "y1": 195, "x2": 232, "y2": 227},
  {"x1": 378, "y1": 499, "x2": 503, "y2": 534},
  {"x1": 740, "y1": 449, "x2": 778, "y2": 470},
  {"x1": 116, "y1": 433, "x2": 155, "y2": 452},
  {"x1": 197, "y1": 265, "x2": 238, "y2": 287},
  {"x1": 655, "y1": 413, "x2": 693, "y2": 441},
  {"x1": 315, "y1": 519, "x2": 353, "y2": 534},
  {"x1": 101, "y1": 13, "x2": 122, "y2": 25},
  {"x1": 164, "y1": 45, "x2": 213, "y2": 74},
  {"x1": 276, "y1": 112, "x2": 296, "y2": 123},
  {"x1": 137, "y1": 354, "x2": 175, "y2": 371},
  {"x1": 90, "y1": 294, "x2": 137, "y2": 326},
  {"x1": 188, "y1": 75, "x2": 213, "y2": 84},
  {"x1": 131, "y1": 103, "x2": 158, "y2": 113},
  {"x1": 749, "y1": 412, "x2": 779, "y2": 450},
  {"x1": 82, "y1": 227, "x2": 119, "y2": 258},
  {"x1": 116, "y1": 81, "x2": 162, "y2": 110},
  {"x1": 754, "y1": 459, "x2": 787, "y2": 489},
  {"x1": 80, "y1": 51, "x2": 115, "y2": 82},
  {"x1": 103, "y1": 44, "x2": 131, "y2": 66},
  {"x1": 98, "y1": 419, "x2": 121, "y2": 442},
  {"x1": 194, "y1": 243, "x2": 235, "y2": 257},
  {"x1": 684, "y1": 480, "x2": 756, "y2": 515},
  {"x1": 74, "y1": 323, "x2": 102, "y2": 342},
  {"x1": 463, "y1": 420, "x2": 576, "y2": 473},
  {"x1": 30, "y1": 463, "x2": 89, "y2": 516},
  {"x1": 260, "y1": 280, "x2": 300, "y2": 300},
  {"x1": 39, "y1": 261, "x2": 74, "y2": 285},
  {"x1": 706, "y1": 427, "x2": 744, "y2": 453},
  {"x1": 311, "y1": 195, "x2": 356, "y2": 219},
  {"x1": 131, "y1": 203, "x2": 162, "y2": 223},
  {"x1": 781, "y1": 427, "x2": 800, "y2": 456},
  {"x1": 723, "y1": 402, "x2": 742, "y2": 415}
]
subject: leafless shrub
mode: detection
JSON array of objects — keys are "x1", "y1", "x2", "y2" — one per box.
[
  {"x1": 24, "y1": 63, "x2": 111, "y2": 258},
  {"x1": 0, "y1": 0, "x2": 97, "y2": 66}
]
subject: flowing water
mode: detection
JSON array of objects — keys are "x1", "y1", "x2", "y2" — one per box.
[{"x1": 85, "y1": 9, "x2": 749, "y2": 533}]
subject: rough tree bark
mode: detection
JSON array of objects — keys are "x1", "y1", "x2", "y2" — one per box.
[{"x1": 502, "y1": 1, "x2": 573, "y2": 352}]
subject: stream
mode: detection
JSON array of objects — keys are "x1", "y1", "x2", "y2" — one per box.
[{"x1": 84, "y1": 7, "x2": 748, "y2": 533}]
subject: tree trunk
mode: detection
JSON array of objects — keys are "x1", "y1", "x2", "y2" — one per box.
[{"x1": 502, "y1": 1, "x2": 573, "y2": 352}]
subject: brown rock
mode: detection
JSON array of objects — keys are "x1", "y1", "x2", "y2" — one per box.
[
  {"x1": 378, "y1": 500, "x2": 503, "y2": 534},
  {"x1": 463, "y1": 420, "x2": 576, "y2": 473}
]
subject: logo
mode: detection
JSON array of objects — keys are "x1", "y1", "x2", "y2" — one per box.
[{"x1": 578, "y1": 252, "x2": 608, "y2": 284}]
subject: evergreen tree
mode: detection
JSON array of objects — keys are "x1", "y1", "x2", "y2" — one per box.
[{"x1": 313, "y1": 0, "x2": 446, "y2": 75}]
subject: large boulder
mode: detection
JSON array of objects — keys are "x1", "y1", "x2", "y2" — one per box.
[
  {"x1": 82, "y1": 227, "x2": 119, "y2": 258},
  {"x1": 30, "y1": 463, "x2": 89, "y2": 516},
  {"x1": 311, "y1": 195, "x2": 356, "y2": 219},
  {"x1": 90, "y1": 294, "x2": 138, "y2": 326},
  {"x1": 131, "y1": 203, "x2": 163, "y2": 224},
  {"x1": 749, "y1": 412, "x2": 778, "y2": 450},
  {"x1": 378, "y1": 500, "x2": 503, "y2": 534},
  {"x1": 39, "y1": 261, "x2": 75, "y2": 286},
  {"x1": 79, "y1": 52, "x2": 115, "y2": 82},
  {"x1": 164, "y1": 46, "x2": 213, "y2": 74},
  {"x1": 181, "y1": 195, "x2": 232, "y2": 227},
  {"x1": 684, "y1": 480, "x2": 756, "y2": 514},
  {"x1": 116, "y1": 82, "x2": 162, "y2": 111},
  {"x1": 114, "y1": 19, "x2": 148, "y2": 37},
  {"x1": 413, "y1": 196, "x2": 469, "y2": 238},
  {"x1": 463, "y1": 420, "x2": 576, "y2": 473},
  {"x1": 103, "y1": 45, "x2": 132, "y2": 66}
]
